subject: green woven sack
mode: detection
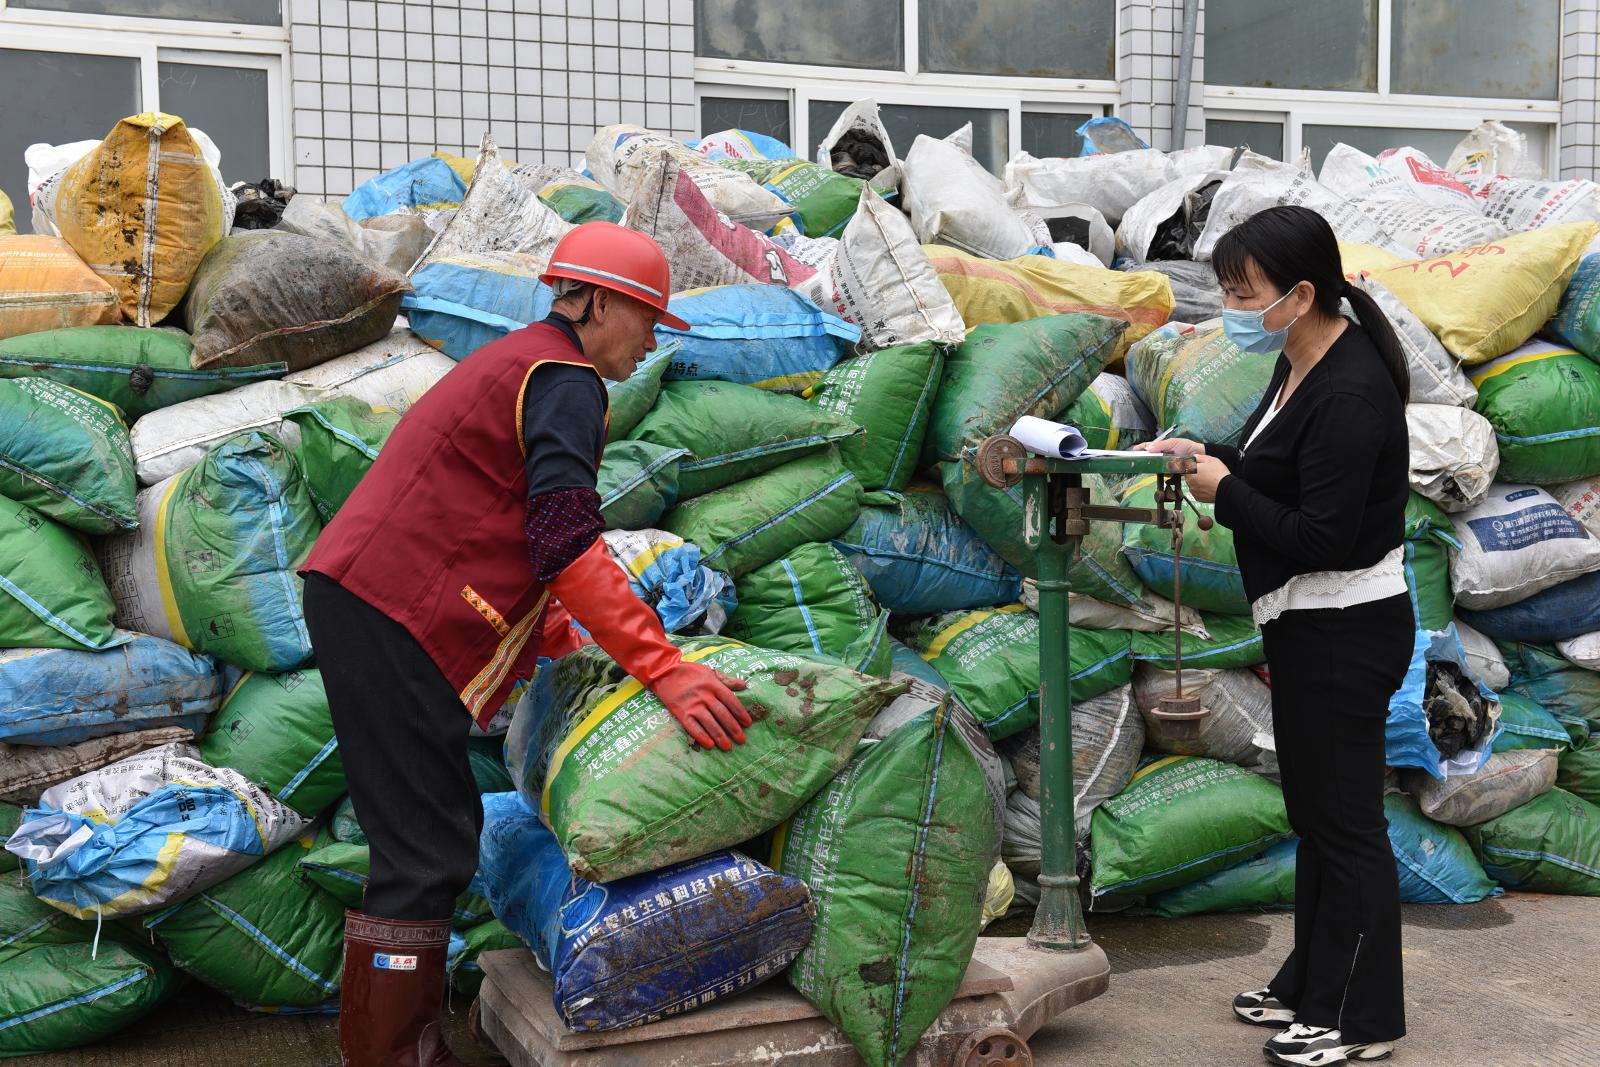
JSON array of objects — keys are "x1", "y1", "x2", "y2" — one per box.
[
  {"x1": 1059, "y1": 371, "x2": 1155, "y2": 451},
  {"x1": 449, "y1": 918, "x2": 521, "y2": 996},
  {"x1": 0, "y1": 942, "x2": 176, "y2": 1058},
  {"x1": 923, "y1": 313, "x2": 1125, "y2": 464},
  {"x1": 1493, "y1": 691, "x2": 1573, "y2": 753},
  {"x1": 296, "y1": 839, "x2": 492, "y2": 928},
  {"x1": 0, "y1": 378, "x2": 136, "y2": 534},
  {"x1": 1120, "y1": 474, "x2": 1246, "y2": 615},
  {"x1": 630, "y1": 380, "x2": 861, "y2": 500},
  {"x1": 904, "y1": 604, "x2": 1133, "y2": 740},
  {"x1": 1132, "y1": 837, "x2": 1297, "y2": 918},
  {"x1": 1402, "y1": 493, "x2": 1459, "y2": 632},
  {"x1": 284, "y1": 396, "x2": 399, "y2": 522},
  {"x1": 597, "y1": 440, "x2": 686, "y2": 529},
  {"x1": 1125, "y1": 323, "x2": 1276, "y2": 448},
  {"x1": 1131, "y1": 612, "x2": 1265, "y2": 670},
  {"x1": 1557, "y1": 735, "x2": 1600, "y2": 805},
  {"x1": 807, "y1": 341, "x2": 943, "y2": 492},
  {"x1": 1500, "y1": 641, "x2": 1600, "y2": 742},
  {"x1": 662, "y1": 449, "x2": 862, "y2": 577},
  {"x1": 331, "y1": 795, "x2": 365, "y2": 844},
  {"x1": 605, "y1": 346, "x2": 672, "y2": 444},
  {"x1": 146, "y1": 832, "x2": 346, "y2": 1010},
  {"x1": 1466, "y1": 787, "x2": 1600, "y2": 895},
  {"x1": 1470, "y1": 341, "x2": 1600, "y2": 485},
  {"x1": 941, "y1": 462, "x2": 1143, "y2": 603},
  {"x1": 1090, "y1": 755, "x2": 1292, "y2": 897},
  {"x1": 775, "y1": 702, "x2": 1002, "y2": 1067},
  {"x1": 539, "y1": 182, "x2": 625, "y2": 225},
  {"x1": 721, "y1": 159, "x2": 870, "y2": 239},
  {"x1": 530, "y1": 637, "x2": 904, "y2": 881},
  {"x1": 0, "y1": 325, "x2": 283, "y2": 420},
  {"x1": 98, "y1": 432, "x2": 322, "y2": 672},
  {"x1": 0, "y1": 881, "x2": 101, "y2": 966},
  {"x1": 1, "y1": 494, "x2": 123, "y2": 651},
  {"x1": 200, "y1": 668, "x2": 344, "y2": 818},
  {"x1": 725, "y1": 542, "x2": 891, "y2": 678},
  {"x1": 0, "y1": 803, "x2": 20, "y2": 873}
]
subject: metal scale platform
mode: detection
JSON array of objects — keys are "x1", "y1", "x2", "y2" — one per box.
[{"x1": 472, "y1": 438, "x2": 1205, "y2": 1067}]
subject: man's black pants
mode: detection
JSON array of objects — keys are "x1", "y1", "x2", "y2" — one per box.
[
  {"x1": 303, "y1": 572, "x2": 483, "y2": 921},
  {"x1": 1262, "y1": 592, "x2": 1414, "y2": 1045}
]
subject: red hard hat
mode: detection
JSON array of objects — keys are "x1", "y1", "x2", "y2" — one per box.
[{"x1": 540, "y1": 222, "x2": 690, "y2": 331}]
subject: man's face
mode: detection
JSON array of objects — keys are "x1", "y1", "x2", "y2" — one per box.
[{"x1": 587, "y1": 289, "x2": 660, "y2": 382}]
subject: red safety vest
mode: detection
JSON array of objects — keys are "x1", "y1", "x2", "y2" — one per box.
[{"x1": 302, "y1": 321, "x2": 605, "y2": 727}]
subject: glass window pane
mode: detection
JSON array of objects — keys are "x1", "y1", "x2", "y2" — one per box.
[
  {"x1": 11, "y1": 0, "x2": 280, "y2": 25},
  {"x1": 699, "y1": 97, "x2": 793, "y2": 147},
  {"x1": 919, "y1": 0, "x2": 1113, "y2": 78},
  {"x1": 1302, "y1": 125, "x2": 1466, "y2": 173},
  {"x1": 1392, "y1": 0, "x2": 1559, "y2": 99},
  {"x1": 1021, "y1": 112, "x2": 1094, "y2": 158},
  {"x1": 1205, "y1": 118, "x2": 1283, "y2": 160},
  {"x1": 1206, "y1": 0, "x2": 1377, "y2": 91},
  {"x1": 809, "y1": 100, "x2": 1009, "y2": 174},
  {"x1": 695, "y1": 0, "x2": 902, "y2": 70},
  {"x1": 158, "y1": 62, "x2": 270, "y2": 185},
  {"x1": 0, "y1": 48, "x2": 141, "y2": 235}
]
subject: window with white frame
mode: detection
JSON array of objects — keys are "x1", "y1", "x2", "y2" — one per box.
[
  {"x1": 1203, "y1": 0, "x2": 1561, "y2": 173},
  {"x1": 693, "y1": 0, "x2": 1118, "y2": 172},
  {"x1": 0, "y1": 1, "x2": 289, "y2": 231}
]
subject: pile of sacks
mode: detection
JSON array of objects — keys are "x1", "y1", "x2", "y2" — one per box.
[{"x1": 5, "y1": 103, "x2": 1600, "y2": 1066}]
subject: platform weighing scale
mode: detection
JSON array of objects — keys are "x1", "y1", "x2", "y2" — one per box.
[{"x1": 472, "y1": 439, "x2": 1208, "y2": 1067}]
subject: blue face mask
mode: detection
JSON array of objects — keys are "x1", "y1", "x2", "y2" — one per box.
[{"x1": 1222, "y1": 285, "x2": 1302, "y2": 354}]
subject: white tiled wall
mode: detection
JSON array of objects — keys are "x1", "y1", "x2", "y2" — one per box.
[
  {"x1": 289, "y1": 0, "x2": 697, "y2": 198},
  {"x1": 1562, "y1": 0, "x2": 1600, "y2": 181},
  {"x1": 1118, "y1": 0, "x2": 1205, "y2": 152}
]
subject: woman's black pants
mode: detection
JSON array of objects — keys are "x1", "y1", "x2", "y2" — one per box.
[{"x1": 1262, "y1": 592, "x2": 1413, "y2": 1045}]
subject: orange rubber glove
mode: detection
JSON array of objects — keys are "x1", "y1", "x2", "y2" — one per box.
[{"x1": 547, "y1": 540, "x2": 751, "y2": 750}]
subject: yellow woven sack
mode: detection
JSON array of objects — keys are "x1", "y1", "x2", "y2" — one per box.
[
  {"x1": 925, "y1": 244, "x2": 1173, "y2": 362},
  {"x1": 48, "y1": 112, "x2": 227, "y2": 327},
  {"x1": 0, "y1": 235, "x2": 120, "y2": 339},
  {"x1": 0, "y1": 190, "x2": 14, "y2": 236},
  {"x1": 1368, "y1": 222, "x2": 1599, "y2": 365},
  {"x1": 1338, "y1": 240, "x2": 1408, "y2": 278}
]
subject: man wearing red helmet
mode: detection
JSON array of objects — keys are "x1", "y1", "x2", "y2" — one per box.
[{"x1": 299, "y1": 222, "x2": 752, "y2": 1067}]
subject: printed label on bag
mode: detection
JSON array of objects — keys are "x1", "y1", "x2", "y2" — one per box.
[
  {"x1": 1467, "y1": 501, "x2": 1587, "y2": 553},
  {"x1": 374, "y1": 954, "x2": 418, "y2": 971}
]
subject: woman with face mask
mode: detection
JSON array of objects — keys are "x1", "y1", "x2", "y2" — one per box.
[{"x1": 1136, "y1": 205, "x2": 1412, "y2": 1067}]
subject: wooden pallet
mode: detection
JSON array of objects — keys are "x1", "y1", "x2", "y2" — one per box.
[{"x1": 474, "y1": 936, "x2": 1110, "y2": 1067}]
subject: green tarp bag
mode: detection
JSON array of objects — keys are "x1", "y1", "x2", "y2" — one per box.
[
  {"x1": 0, "y1": 325, "x2": 284, "y2": 420},
  {"x1": 1, "y1": 495, "x2": 123, "y2": 652},
  {"x1": 662, "y1": 449, "x2": 862, "y2": 577},
  {"x1": 1125, "y1": 322, "x2": 1276, "y2": 448},
  {"x1": 629, "y1": 380, "x2": 861, "y2": 500},
  {"x1": 0, "y1": 880, "x2": 105, "y2": 966},
  {"x1": 775, "y1": 700, "x2": 1003, "y2": 1067},
  {"x1": 1131, "y1": 612, "x2": 1265, "y2": 670},
  {"x1": 96, "y1": 432, "x2": 322, "y2": 672},
  {"x1": 1494, "y1": 691, "x2": 1573, "y2": 753},
  {"x1": 1403, "y1": 493, "x2": 1460, "y2": 632},
  {"x1": 1469, "y1": 340, "x2": 1600, "y2": 485},
  {"x1": 0, "y1": 803, "x2": 20, "y2": 872},
  {"x1": 1060, "y1": 371, "x2": 1156, "y2": 451},
  {"x1": 449, "y1": 918, "x2": 521, "y2": 996},
  {"x1": 1120, "y1": 474, "x2": 1247, "y2": 615},
  {"x1": 284, "y1": 396, "x2": 399, "y2": 522},
  {"x1": 903, "y1": 604, "x2": 1133, "y2": 740},
  {"x1": 923, "y1": 313, "x2": 1125, "y2": 464},
  {"x1": 145, "y1": 832, "x2": 346, "y2": 1010},
  {"x1": 296, "y1": 839, "x2": 491, "y2": 928},
  {"x1": 199, "y1": 668, "x2": 344, "y2": 819},
  {"x1": 1557, "y1": 735, "x2": 1600, "y2": 805},
  {"x1": 941, "y1": 462, "x2": 1143, "y2": 603},
  {"x1": 530, "y1": 637, "x2": 904, "y2": 881},
  {"x1": 1466, "y1": 787, "x2": 1600, "y2": 895},
  {"x1": 1090, "y1": 756, "x2": 1292, "y2": 897},
  {"x1": 332, "y1": 795, "x2": 365, "y2": 844},
  {"x1": 725, "y1": 542, "x2": 891, "y2": 678},
  {"x1": 596, "y1": 440, "x2": 686, "y2": 530},
  {"x1": 0, "y1": 941, "x2": 176, "y2": 1058},
  {"x1": 721, "y1": 158, "x2": 871, "y2": 239},
  {"x1": 1132, "y1": 837, "x2": 1298, "y2": 918},
  {"x1": 807, "y1": 342, "x2": 943, "y2": 493},
  {"x1": 1500, "y1": 641, "x2": 1600, "y2": 742},
  {"x1": 539, "y1": 182, "x2": 625, "y2": 225},
  {"x1": 605, "y1": 347, "x2": 672, "y2": 444},
  {"x1": 0, "y1": 378, "x2": 136, "y2": 534}
]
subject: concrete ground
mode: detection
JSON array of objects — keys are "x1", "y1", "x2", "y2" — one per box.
[{"x1": 26, "y1": 893, "x2": 1597, "y2": 1067}]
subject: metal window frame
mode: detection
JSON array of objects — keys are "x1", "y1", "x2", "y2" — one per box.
[{"x1": 0, "y1": 1, "x2": 291, "y2": 179}]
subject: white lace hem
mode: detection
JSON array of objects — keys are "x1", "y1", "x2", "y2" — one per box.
[{"x1": 1251, "y1": 547, "x2": 1408, "y2": 626}]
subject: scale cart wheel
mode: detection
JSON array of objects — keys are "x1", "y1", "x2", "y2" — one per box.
[{"x1": 955, "y1": 1027, "x2": 1033, "y2": 1067}]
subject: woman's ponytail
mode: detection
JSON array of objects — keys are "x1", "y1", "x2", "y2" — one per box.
[{"x1": 1341, "y1": 279, "x2": 1410, "y2": 401}]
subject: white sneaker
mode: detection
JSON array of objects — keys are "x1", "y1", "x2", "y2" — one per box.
[
  {"x1": 1234, "y1": 988, "x2": 1295, "y2": 1027},
  {"x1": 1263, "y1": 1023, "x2": 1394, "y2": 1066}
]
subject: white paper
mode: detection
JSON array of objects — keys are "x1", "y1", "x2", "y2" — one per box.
[{"x1": 1010, "y1": 416, "x2": 1152, "y2": 461}]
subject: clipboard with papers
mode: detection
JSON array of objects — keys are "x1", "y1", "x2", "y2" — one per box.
[{"x1": 1008, "y1": 415, "x2": 1154, "y2": 461}]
